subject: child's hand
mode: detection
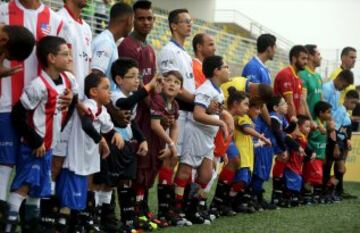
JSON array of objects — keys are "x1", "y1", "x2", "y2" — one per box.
[
  {"x1": 310, "y1": 121, "x2": 318, "y2": 130},
  {"x1": 260, "y1": 134, "x2": 271, "y2": 146},
  {"x1": 207, "y1": 101, "x2": 220, "y2": 115},
  {"x1": 219, "y1": 121, "x2": 229, "y2": 139},
  {"x1": 112, "y1": 133, "x2": 124, "y2": 150},
  {"x1": 58, "y1": 88, "x2": 73, "y2": 111},
  {"x1": 311, "y1": 153, "x2": 316, "y2": 160},
  {"x1": 223, "y1": 153, "x2": 229, "y2": 166},
  {"x1": 290, "y1": 115, "x2": 298, "y2": 123},
  {"x1": 278, "y1": 151, "x2": 289, "y2": 162},
  {"x1": 347, "y1": 140, "x2": 352, "y2": 150},
  {"x1": 137, "y1": 141, "x2": 148, "y2": 156},
  {"x1": 99, "y1": 137, "x2": 110, "y2": 159},
  {"x1": 158, "y1": 148, "x2": 171, "y2": 160},
  {"x1": 33, "y1": 143, "x2": 46, "y2": 157},
  {"x1": 298, "y1": 147, "x2": 305, "y2": 156},
  {"x1": 148, "y1": 74, "x2": 163, "y2": 91},
  {"x1": 168, "y1": 142, "x2": 177, "y2": 157}
]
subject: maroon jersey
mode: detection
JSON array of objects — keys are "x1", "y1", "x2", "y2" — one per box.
[{"x1": 117, "y1": 33, "x2": 156, "y2": 85}]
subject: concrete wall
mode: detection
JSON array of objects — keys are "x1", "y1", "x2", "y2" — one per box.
[{"x1": 151, "y1": 0, "x2": 216, "y2": 22}]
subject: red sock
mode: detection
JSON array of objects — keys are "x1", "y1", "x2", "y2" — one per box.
[
  {"x1": 219, "y1": 167, "x2": 235, "y2": 184},
  {"x1": 134, "y1": 184, "x2": 145, "y2": 202},
  {"x1": 158, "y1": 167, "x2": 174, "y2": 185},
  {"x1": 232, "y1": 182, "x2": 246, "y2": 192},
  {"x1": 174, "y1": 177, "x2": 187, "y2": 208}
]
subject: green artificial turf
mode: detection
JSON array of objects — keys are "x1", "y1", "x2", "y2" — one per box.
[{"x1": 144, "y1": 181, "x2": 360, "y2": 233}]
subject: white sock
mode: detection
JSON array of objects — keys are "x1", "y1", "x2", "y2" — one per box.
[
  {"x1": 51, "y1": 181, "x2": 56, "y2": 195},
  {"x1": 7, "y1": 193, "x2": 26, "y2": 217},
  {"x1": 95, "y1": 191, "x2": 100, "y2": 207},
  {"x1": 0, "y1": 165, "x2": 12, "y2": 201},
  {"x1": 98, "y1": 191, "x2": 112, "y2": 205},
  {"x1": 204, "y1": 169, "x2": 218, "y2": 193}
]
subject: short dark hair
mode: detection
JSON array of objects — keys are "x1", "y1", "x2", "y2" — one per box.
[
  {"x1": 85, "y1": 72, "x2": 107, "y2": 98},
  {"x1": 314, "y1": 100, "x2": 332, "y2": 117},
  {"x1": 258, "y1": 84, "x2": 274, "y2": 102},
  {"x1": 345, "y1": 89, "x2": 359, "y2": 100},
  {"x1": 297, "y1": 114, "x2": 310, "y2": 126},
  {"x1": 110, "y1": 2, "x2": 133, "y2": 21},
  {"x1": 337, "y1": 69, "x2": 354, "y2": 85},
  {"x1": 289, "y1": 45, "x2": 308, "y2": 63},
  {"x1": 304, "y1": 44, "x2": 317, "y2": 56},
  {"x1": 266, "y1": 95, "x2": 282, "y2": 112},
  {"x1": 257, "y1": 33, "x2": 276, "y2": 53},
  {"x1": 227, "y1": 87, "x2": 248, "y2": 108},
  {"x1": 133, "y1": 0, "x2": 151, "y2": 11},
  {"x1": 168, "y1": 8, "x2": 188, "y2": 31},
  {"x1": 163, "y1": 70, "x2": 183, "y2": 88},
  {"x1": 36, "y1": 36, "x2": 67, "y2": 68},
  {"x1": 3, "y1": 25, "x2": 35, "y2": 61},
  {"x1": 341, "y1": 47, "x2": 356, "y2": 57},
  {"x1": 111, "y1": 57, "x2": 139, "y2": 83},
  {"x1": 202, "y1": 55, "x2": 223, "y2": 78},
  {"x1": 192, "y1": 33, "x2": 205, "y2": 54}
]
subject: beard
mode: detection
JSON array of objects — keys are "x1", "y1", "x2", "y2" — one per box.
[{"x1": 295, "y1": 61, "x2": 305, "y2": 71}]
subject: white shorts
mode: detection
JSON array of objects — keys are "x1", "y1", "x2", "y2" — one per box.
[{"x1": 180, "y1": 149, "x2": 214, "y2": 168}]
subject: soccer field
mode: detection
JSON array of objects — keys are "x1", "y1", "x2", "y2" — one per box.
[{"x1": 146, "y1": 181, "x2": 360, "y2": 233}]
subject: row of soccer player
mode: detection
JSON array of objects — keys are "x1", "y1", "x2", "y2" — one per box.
[{"x1": 0, "y1": 0, "x2": 358, "y2": 232}]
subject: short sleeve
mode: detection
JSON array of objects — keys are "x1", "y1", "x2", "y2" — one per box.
[
  {"x1": 242, "y1": 64, "x2": 260, "y2": 83},
  {"x1": 100, "y1": 108, "x2": 114, "y2": 133},
  {"x1": 158, "y1": 48, "x2": 179, "y2": 74},
  {"x1": 237, "y1": 115, "x2": 252, "y2": 129},
  {"x1": 276, "y1": 73, "x2": 293, "y2": 96},
  {"x1": 150, "y1": 94, "x2": 165, "y2": 119},
  {"x1": 64, "y1": 72, "x2": 79, "y2": 95},
  {"x1": 194, "y1": 92, "x2": 212, "y2": 109},
  {"x1": 20, "y1": 79, "x2": 46, "y2": 110},
  {"x1": 91, "y1": 41, "x2": 113, "y2": 73},
  {"x1": 84, "y1": 99, "x2": 98, "y2": 120}
]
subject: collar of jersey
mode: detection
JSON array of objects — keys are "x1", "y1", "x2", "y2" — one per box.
[
  {"x1": 289, "y1": 65, "x2": 300, "y2": 79},
  {"x1": 305, "y1": 66, "x2": 316, "y2": 75},
  {"x1": 170, "y1": 38, "x2": 185, "y2": 51},
  {"x1": 210, "y1": 80, "x2": 221, "y2": 93},
  {"x1": 64, "y1": 5, "x2": 83, "y2": 24}
]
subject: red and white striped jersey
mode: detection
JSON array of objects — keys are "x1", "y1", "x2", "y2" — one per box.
[
  {"x1": 0, "y1": 0, "x2": 69, "y2": 113},
  {"x1": 20, "y1": 70, "x2": 77, "y2": 150},
  {"x1": 57, "y1": 6, "x2": 92, "y2": 100}
]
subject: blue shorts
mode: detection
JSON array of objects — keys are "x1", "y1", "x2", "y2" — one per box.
[
  {"x1": 0, "y1": 113, "x2": 20, "y2": 165},
  {"x1": 226, "y1": 142, "x2": 239, "y2": 160},
  {"x1": 284, "y1": 168, "x2": 302, "y2": 192},
  {"x1": 11, "y1": 144, "x2": 52, "y2": 198},
  {"x1": 233, "y1": 167, "x2": 252, "y2": 185},
  {"x1": 253, "y1": 146, "x2": 274, "y2": 181},
  {"x1": 56, "y1": 168, "x2": 87, "y2": 210}
]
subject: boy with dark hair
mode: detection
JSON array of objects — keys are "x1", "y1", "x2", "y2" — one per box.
[
  {"x1": 173, "y1": 55, "x2": 229, "y2": 224},
  {"x1": 302, "y1": 100, "x2": 332, "y2": 205},
  {"x1": 283, "y1": 115, "x2": 315, "y2": 207},
  {"x1": 93, "y1": 57, "x2": 161, "y2": 232},
  {"x1": 0, "y1": 25, "x2": 35, "y2": 78},
  {"x1": 323, "y1": 89, "x2": 359, "y2": 202},
  {"x1": 56, "y1": 71, "x2": 123, "y2": 232},
  {"x1": 6, "y1": 36, "x2": 76, "y2": 232}
]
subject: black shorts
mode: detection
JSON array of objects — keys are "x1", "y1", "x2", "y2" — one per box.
[{"x1": 93, "y1": 141, "x2": 138, "y2": 186}]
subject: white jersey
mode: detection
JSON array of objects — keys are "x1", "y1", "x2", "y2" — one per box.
[
  {"x1": 158, "y1": 39, "x2": 195, "y2": 95},
  {"x1": 0, "y1": 0, "x2": 69, "y2": 113},
  {"x1": 158, "y1": 39, "x2": 196, "y2": 156},
  {"x1": 63, "y1": 99, "x2": 114, "y2": 176},
  {"x1": 111, "y1": 88, "x2": 136, "y2": 141},
  {"x1": 20, "y1": 70, "x2": 77, "y2": 150},
  {"x1": 91, "y1": 29, "x2": 118, "y2": 90},
  {"x1": 57, "y1": 7, "x2": 92, "y2": 100},
  {"x1": 182, "y1": 80, "x2": 225, "y2": 157}
]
